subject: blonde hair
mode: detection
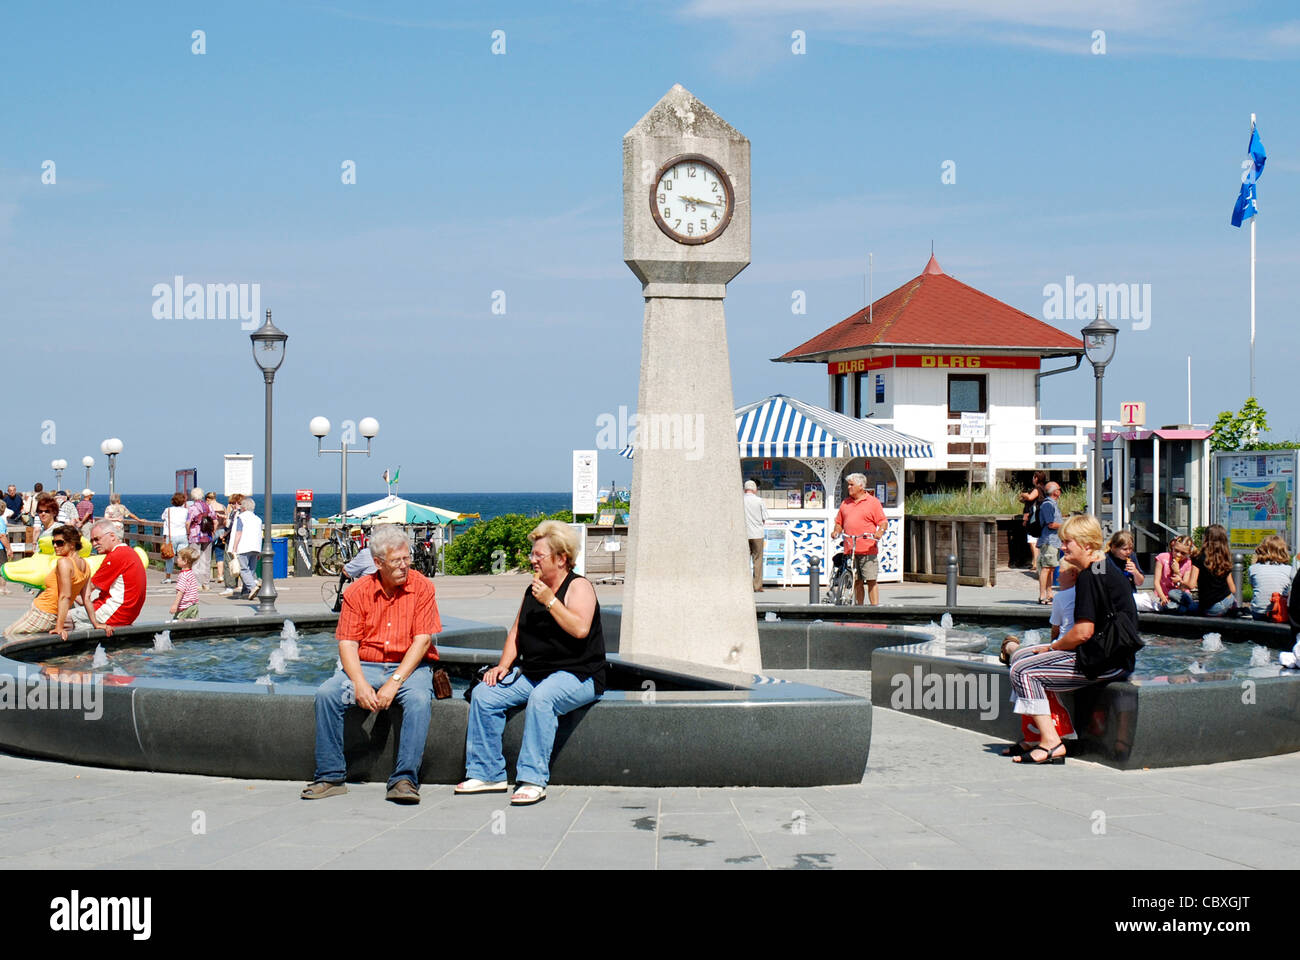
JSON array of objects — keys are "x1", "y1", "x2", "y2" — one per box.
[
  {"x1": 1254, "y1": 535, "x2": 1291, "y2": 566},
  {"x1": 176, "y1": 546, "x2": 199, "y2": 567},
  {"x1": 530, "y1": 520, "x2": 578, "y2": 569},
  {"x1": 1060, "y1": 514, "x2": 1104, "y2": 554}
]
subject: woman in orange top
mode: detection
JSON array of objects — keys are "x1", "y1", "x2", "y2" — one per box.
[{"x1": 2, "y1": 524, "x2": 98, "y2": 642}]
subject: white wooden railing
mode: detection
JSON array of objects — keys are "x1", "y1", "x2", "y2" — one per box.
[{"x1": 868, "y1": 418, "x2": 1122, "y2": 473}]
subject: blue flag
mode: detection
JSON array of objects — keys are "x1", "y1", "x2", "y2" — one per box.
[{"x1": 1231, "y1": 122, "x2": 1267, "y2": 227}]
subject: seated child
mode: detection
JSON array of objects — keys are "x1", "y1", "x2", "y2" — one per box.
[
  {"x1": 1248, "y1": 535, "x2": 1293, "y2": 621},
  {"x1": 1107, "y1": 530, "x2": 1152, "y2": 610},
  {"x1": 1154, "y1": 535, "x2": 1195, "y2": 613},
  {"x1": 170, "y1": 546, "x2": 201, "y2": 621}
]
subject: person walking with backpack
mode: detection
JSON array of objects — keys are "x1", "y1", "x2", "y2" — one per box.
[{"x1": 186, "y1": 487, "x2": 216, "y2": 591}]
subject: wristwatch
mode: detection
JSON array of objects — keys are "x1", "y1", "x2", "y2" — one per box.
[{"x1": 391, "y1": 672, "x2": 405, "y2": 685}]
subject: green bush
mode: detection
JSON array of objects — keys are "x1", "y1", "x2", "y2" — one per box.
[
  {"x1": 443, "y1": 510, "x2": 574, "y2": 575},
  {"x1": 904, "y1": 483, "x2": 1086, "y2": 516}
]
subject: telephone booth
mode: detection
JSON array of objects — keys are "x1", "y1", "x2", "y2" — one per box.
[{"x1": 1089, "y1": 428, "x2": 1211, "y2": 572}]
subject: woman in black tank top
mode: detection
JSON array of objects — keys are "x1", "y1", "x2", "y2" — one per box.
[{"x1": 456, "y1": 520, "x2": 606, "y2": 806}]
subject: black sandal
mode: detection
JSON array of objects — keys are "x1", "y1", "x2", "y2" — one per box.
[
  {"x1": 1001, "y1": 740, "x2": 1037, "y2": 757},
  {"x1": 1012, "y1": 742, "x2": 1066, "y2": 765}
]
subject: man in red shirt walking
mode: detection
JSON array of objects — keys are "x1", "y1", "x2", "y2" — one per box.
[
  {"x1": 303, "y1": 525, "x2": 442, "y2": 804},
  {"x1": 832, "y1": 473, "x2": 889, "y2": 606}
]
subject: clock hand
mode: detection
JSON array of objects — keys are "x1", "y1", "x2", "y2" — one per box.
[{"x1": 678, "y1": 195, "x2": 721, "y2": 206}]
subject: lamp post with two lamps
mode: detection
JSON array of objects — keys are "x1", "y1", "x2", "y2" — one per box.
[
  {"x1": 51, "y1": 459, "x2": 67, "y2": 491},
  {"x1": 309, "y1": 416, "x2": 379, "y2": 521},
  {"x1": 250, "y1": 310, "x2": 288, "y2": 615},
  {"x1": 1082, "y1": 310, "x2": 1119, "y2": 523}
]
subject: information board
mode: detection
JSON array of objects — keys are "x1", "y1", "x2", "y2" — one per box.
[
  {"x1": 762, "y1": 523, "x2": 787, "y2": 582},
  {"x1": 224, "y1": 455, "x2": 254, "y2": 496},
  {"x1": 1211, "y1": 450, "x2": 1299, "y2": 553},
  {"x1": 572, "y1": 450, "x2": 597, "y2": 516}
]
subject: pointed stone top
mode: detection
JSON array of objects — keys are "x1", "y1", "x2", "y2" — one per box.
[
  {"x1": 923, "y1": 253, "x2": 945, "y2": 276},
  {"x1": 626, "y1": 84, "x2": 746, "y2": 142}
]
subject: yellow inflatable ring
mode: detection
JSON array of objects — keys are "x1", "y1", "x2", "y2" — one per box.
[{"x1": 2, "y1": 538, "x2": 150, "y2": 589}]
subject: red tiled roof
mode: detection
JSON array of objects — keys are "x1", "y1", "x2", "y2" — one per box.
[{"x1": 776, "y1": 255, "x2": 1084, "y2": 362}]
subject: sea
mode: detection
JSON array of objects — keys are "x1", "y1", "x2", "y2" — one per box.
[{"x1": 114, "y1": 492, "x2": 570, "y2": 526}]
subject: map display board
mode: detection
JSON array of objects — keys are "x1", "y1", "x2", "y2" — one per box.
[
  {"x1": 1211, "y1": 450, "x2": 1299, "y2": 553},
  {"x1": 762, "y1": 523, "x2": 788, "y2": 582}
]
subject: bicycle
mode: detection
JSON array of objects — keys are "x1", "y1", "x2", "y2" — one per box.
[
  {"x1": 412, "y1": 525, "x2": 439, "y2": 577},
  {"x1": 314, "y1": 523, "x2": 358, "y2": 576},
  {"x1": 822, "y1": 533, "x2": 876, "y2": 605}
]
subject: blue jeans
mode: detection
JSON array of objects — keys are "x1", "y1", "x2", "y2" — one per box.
[
  {"x1": 314, "y1": 663, "x2": 432, "y2": 789},
  {"x1": 238, "y1": 552, "x2": 259, "y2": 594},
  {"x1": 465, "y1": 668, "x2": 597, "y2": 788}
]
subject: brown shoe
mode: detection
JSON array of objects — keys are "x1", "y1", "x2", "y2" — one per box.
[
  {"x1": 301, "y1": 781, "x2": 347, "y2": 800},
  {"x1": 386, "y1": 779, "x2": 420, "y2": 804}
]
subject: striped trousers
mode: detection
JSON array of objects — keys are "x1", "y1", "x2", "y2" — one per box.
[{"x1": 1009, "y1": 647, "x2": 1127, "y2": 716}]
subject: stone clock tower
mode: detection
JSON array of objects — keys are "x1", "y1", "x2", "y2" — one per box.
[{"x1": 620, "y1": 84, "x2": 760, "y2": 673}]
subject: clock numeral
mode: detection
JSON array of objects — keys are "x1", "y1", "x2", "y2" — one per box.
[
  {"x1": 663, "y1": 180, "x2": 672, "y2": 191},
  {"x1": 657, "y1": 194, "x2": 665, "y2": 204},
  {"x1": 687, "y1": 165, "x2": 697, "y2": 177},
  {"x1": 662, "y1": 207, "x2": 671, "y2": 218},
  {"x1": 700, "y1": 219, "x2": 707, "y2": 231},
  {"x1": 711, "y1": 181, "x2": 720, "y2": 193},
  {"x1": 674, "y1": 219, "x2": 681, "y2": 229},
  {"x1": 686, "y1": 223, "x2": 695, "y2": 235},
  {"x1": 711, "y1": 211, "x2": 719, "y2": 221}
]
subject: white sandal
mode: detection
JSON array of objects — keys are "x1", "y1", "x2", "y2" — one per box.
[
  {"x1": 510, "y1": 784, "x2": 546, "y2": 806},
  {"x1": 454, "y1": 778, "x2": 508, "y2": 795}
]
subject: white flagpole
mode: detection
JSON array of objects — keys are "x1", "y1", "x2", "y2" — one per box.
[
  {"x1": 1187, "y1": 356, "x2": 1192, "y2": 423},
  {"x1": 1250, "y1": 112, "x2": 1257, "y2": 400}
]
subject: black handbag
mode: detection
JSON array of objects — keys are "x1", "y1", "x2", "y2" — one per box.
[{"x1": 1075, "y1": 568, "x2": 1143, "y2": 679}]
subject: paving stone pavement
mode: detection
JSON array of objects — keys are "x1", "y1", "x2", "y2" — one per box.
[{"x1": 2, "y1": 569, "x2": 1297, "y2": 869}]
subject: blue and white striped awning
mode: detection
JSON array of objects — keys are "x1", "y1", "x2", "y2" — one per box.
[{"x1": 618, "y1": 394, "x2": 933, "y2": 460}]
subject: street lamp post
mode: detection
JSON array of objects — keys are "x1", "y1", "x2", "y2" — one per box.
[
  {"x1": 310, "y1": 416, "x2": 379, "y2": 520},
  {"x1": 1082, "y1": 310, "x2": 1119, "y2": 523},
  {"x1": 82, "y1": 456, "x2": 95, "y2": 491},
  {"x1": 100, "y1": 438, "x2": 124, "y2": 497},
  {"x1": 250, "y1": 309, "x2": 288, "y2": 616},
  {"x1": 51, "y1": 459, "x2": 67, "y2": 490}
]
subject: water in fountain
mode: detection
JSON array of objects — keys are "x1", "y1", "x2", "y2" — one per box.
[
  {"x1": 764, "y1": 611, "x2": 778, "y2": 622},
  {"x1": 91, "y1": 644, "x2": 108, "y2": 669},
  {"x1": 255, "y1": 674, "x2": 273, "y2": 685},
  {"x1": 1022, "y1": 629, "x2": 1042, "y2": 646},
  {"x1": 1250, "y1": 645, "x2": 1272, "y2": 667},
  {"x1": 940, "y1": 612, "x2": 953, "y2": 629},
  {"x1": 153, "y1": 630, "x2": 173, "y2": 652},
  {"x1": 268, "y1": 650, "x2": 287, "y2": 674},
  {"x1": 281, "y1": 620, "x2": 298, "y2": 640},
  {"x1": 1187, "y1": 661, "x2": 1206, "y2": 674},
  {"x1": 279, "y1": 637, "x2": 301, "y2": 660},
  {"x1": 1201, "y1": 633, "x2": 1224, "y2": 652}
]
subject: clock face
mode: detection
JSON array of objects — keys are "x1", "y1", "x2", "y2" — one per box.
[{"x1": 650, "y1": 154, "x2": 734, "y2": 245}]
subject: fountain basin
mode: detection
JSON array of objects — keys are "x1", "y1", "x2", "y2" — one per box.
[{"x1": 0, "y1": 613, "x2": 871, "y2": 787}]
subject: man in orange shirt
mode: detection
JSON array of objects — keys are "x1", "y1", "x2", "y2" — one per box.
[
  {"x1": 303, "y1": 525, "x2": 441, "y2": 804},
  {"x1": 832, "y1": 473, "x2": 888, "y2": 605}
]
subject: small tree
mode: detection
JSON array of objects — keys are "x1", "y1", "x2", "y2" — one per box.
[{"x1": 1210, "y1": 397, "x2": 1268, "y2": 452}]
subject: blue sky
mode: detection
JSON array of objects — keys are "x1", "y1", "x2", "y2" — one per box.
[{"x1": 1, "y1": 0, "x2": 1296, "y2": 495}]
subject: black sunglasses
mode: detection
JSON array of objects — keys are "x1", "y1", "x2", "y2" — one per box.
[{"x1": 51, "y1": 539, "x2": 66, "y2": 547}]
